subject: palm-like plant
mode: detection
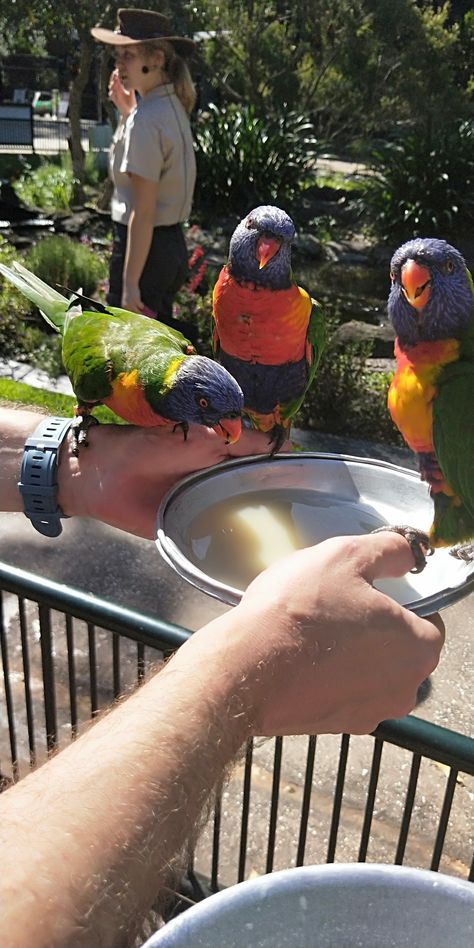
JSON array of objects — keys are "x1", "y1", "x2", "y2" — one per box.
[{"x1": 193, "y1": 104, "x2": 319, "y2": 216}]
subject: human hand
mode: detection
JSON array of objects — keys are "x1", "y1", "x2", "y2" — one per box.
[
  {"x1": 121, "y1": 281, "x2": 144, "y2": 315},
  {"x1": 108, "y1": 68, "x2": 136, "y2": 117},
  {"x1": 214, "y1": 531, "x2": 444, "y2": 736},
  {"x1": 57, "y1": 422, "x2": 281, "y2": 538}
]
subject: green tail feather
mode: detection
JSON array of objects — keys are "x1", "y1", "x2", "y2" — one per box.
[
  {"x1": 0, "y1": 261, "x2": 69, "y2": 333},
  {"x1": 431, "y1": 491, "x2": 474, "y2": 547}
]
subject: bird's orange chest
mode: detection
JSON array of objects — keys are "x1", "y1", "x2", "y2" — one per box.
[
  {"x1": 388, "y1": 339, "x2": 459, "y2": 452},
  {"x1": 213, "y1": 269, "x2": 311, "y2": 365},
  {"x1": 103, "y1": 370, "x2": 166, "y2": 427}
]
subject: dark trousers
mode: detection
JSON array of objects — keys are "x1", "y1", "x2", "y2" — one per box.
[{"x1": 107, "y1": 221, "x2": 198, "y2": 344}]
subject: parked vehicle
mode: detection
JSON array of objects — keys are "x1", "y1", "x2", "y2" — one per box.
[{"x1": 32, "y1": 91, "x2": 54, "y2": 116}]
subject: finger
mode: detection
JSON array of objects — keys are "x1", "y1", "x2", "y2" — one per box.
[
  {"x1": 354, "y1": 530, "x2": 425, "y2": 582},
  {"x1": 227, "y1": 428, "x2": 273, "y2": 457}
]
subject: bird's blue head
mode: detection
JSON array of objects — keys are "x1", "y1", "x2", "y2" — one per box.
[
  {"x1": 228, "y1": 205, "x2": 296, "y2": 289},
  {"x1": 160, "y1": 355, "x2": 244, "y2": 443},
  {"x1": 388, "y1": 237, "x2": 474, "y2": 348}
]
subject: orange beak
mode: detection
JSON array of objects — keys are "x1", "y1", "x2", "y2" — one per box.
[
  {"x1": 401, "y1": 259, "x2": 432, "y2": 310},
  {"x1": 212, "y1": 416, "x2": 242, "y2": 444},
  {"x1": 256, "y1": 236, "x2": 281, "y2": 269}
]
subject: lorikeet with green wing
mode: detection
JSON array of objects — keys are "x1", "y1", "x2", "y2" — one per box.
[
  {"x1": 0, "y1": 262, "x2": 243, "y2": 455},
  {"x1": 212, "y1": 205, "x2": 327, "y2": 454},
  {"x1": 380, "y1": 237, "x2": 474, "y2": 571}
]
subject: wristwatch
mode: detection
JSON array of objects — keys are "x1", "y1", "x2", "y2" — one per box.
[{"x1": 18, "y1": 416, "x2": 72, "y2": 538}]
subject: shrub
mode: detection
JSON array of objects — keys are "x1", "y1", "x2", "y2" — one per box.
[
  {"x1": 0, "y1": 237, "x2": 64, "y2": 372},
  {"x1": 13, "y1": 161, "x2": 75, "y2": 212},
  {"x1": 24, "y1": 235, "x2": 108, "y2": 298},
  {"x1": 193, "y1": 104, "x2": 319, "y2": 218},
  {"x1": 356, "y1": 120, "x2": 474, "y2": 241}
]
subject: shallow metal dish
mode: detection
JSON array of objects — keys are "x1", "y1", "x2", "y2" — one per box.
[{"x1": 156, "y1": 453, "x2": 474, "y2": 615}]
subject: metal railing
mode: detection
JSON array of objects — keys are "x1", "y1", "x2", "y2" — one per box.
[
  {"x1": 1, "y1": 560, "x2": 473, "y2": 891},
  {"x1": 0, "y1": 114, "x2": 101, "y2": 153}
]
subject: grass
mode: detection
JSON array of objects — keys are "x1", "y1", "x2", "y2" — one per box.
[{"x1": 0, "y1": 379, "x2": 124, "y2": 424}]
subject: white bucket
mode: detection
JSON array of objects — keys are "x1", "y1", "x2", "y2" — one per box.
[{"x1": 144, "y1": 863, "x2": 474, "y2": 948}]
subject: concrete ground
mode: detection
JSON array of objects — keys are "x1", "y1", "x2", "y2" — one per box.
[{"x1": 0, "y1": 420, "x2": 472, "y2": 885}]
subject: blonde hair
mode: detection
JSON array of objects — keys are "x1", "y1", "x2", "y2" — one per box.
[{"x1": 142, "y1": 39, "x2": 196, "y2": 115}]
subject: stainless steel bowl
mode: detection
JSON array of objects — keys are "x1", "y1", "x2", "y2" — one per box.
[{"x1": 156, "y1": 453, "x2": 474, "y2": 615}]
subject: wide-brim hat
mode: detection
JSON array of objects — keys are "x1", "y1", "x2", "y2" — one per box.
[{"x1": 91, "y1": 8, "x2": 196, "y2": 56}]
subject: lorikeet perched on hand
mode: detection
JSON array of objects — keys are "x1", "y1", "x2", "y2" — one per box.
[
  {"x1": 212, "y1": 205, "x2": 326, "y2": 453},
  {"x1": 382, "y1": 237, "x2": 474, "y2": 571},
  {"x1": 0, "y1": 262, "x2": 243, "y2": 455}
]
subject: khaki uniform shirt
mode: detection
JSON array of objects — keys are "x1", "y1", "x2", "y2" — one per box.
[{"x1": 110, "y1": 83, "x2": 196, "y2": 227}]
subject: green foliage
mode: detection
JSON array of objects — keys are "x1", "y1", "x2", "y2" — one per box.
[
  {"x1": 83, "y1": 151, "x2": 109, "y2": 186},
  {"x1": 0, "y1": 235, "x2": 107, "y2": 376},
  {"x1": 356, "y1": 120, "x2": 474, "y2": 241},
  {"x1": 172, "y1": 277, "x2": 215, "y2": 355},
  {"x1": 193, "y1": 104, "x2": 319, "y2": 217},
  {"x1": 194, "y1": 1, "x2": 470, "y2": 153},
  {"x1": 0, "y1": 237, "x2": 35, "y2": 359},
  {"x1": 294, "y1": 317, "x2": 402, "y2": 444},
  {"x1": 13, "y1": 161, "x2": 75, "y2": 211},
  {"x1": 24, "y1": 235, "x2": 108, "y2": 298}
]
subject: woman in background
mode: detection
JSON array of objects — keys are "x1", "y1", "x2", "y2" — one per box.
[{"x1": 91, "y1": 8, "x2": 198, "y2": 342}]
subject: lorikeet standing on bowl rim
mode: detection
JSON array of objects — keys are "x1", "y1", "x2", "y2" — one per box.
[
  {"x1": 0, "y1": 262, "x2": 243, "y2": 455},
  {"x1": 377, "y1": 237, "x2": 474, "y2": 572},
  {"x1": 212, "y1": 205, "x2": 327, "y2": 454}
]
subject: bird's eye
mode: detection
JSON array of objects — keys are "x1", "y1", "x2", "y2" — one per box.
[
  {"x1": 446, "y1": 259, "x2": 454, "y2": 273},
  {"x1": 390, "y1": 270, "x2": 396, "y2": 283},
  {"x1": 199, "y1": 397, "x2": 208, "y2": 408},
  {"x1": 246, "y1": 218, "x2": 254, "y2": 229}
]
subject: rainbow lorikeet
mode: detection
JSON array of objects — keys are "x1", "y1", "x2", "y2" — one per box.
[
  {"x1": 380, "y1": 237, "x2": 474, "y2": 571},
  {"x1": 212, "y1": 205, "x2": 327, "y2": 454},
  {"x1": 0, "y1": 262, "x2": 243, "y2": 455}
]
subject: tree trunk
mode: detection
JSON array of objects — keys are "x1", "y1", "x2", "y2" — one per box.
[
  {"x1": 68, "y1": 32, "x2": 95, "y2": 204},
  {"x1": 99, "y1": 47, "x2": 119, "y2": 131},
  {"x1": 95, "y1": 48, "x2": 116, "y2": 211}
]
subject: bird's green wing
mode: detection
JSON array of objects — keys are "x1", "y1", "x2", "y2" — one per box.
[
  {"x1": 62, "y1": 308, "x2": 190, "y2": 404},
  {"x1": 433, "y1": 357, "x2": 474, "y2": 542},
  {"x1": 280, "y1": 298, "x2": 327, "y2": 422}
]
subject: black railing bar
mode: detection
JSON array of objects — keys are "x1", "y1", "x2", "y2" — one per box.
[
  {"x1": 375, "y1": 717, "x2": 474, "y2": 777},
  {"x1": 137, "y1": 641, "x2": 146, "y2": 684},
  {"x1": 112, "y1": 633, "x2": 121, "y2": 700},
  {"x1": 0, "y1": 563, "x2": 191, "y2": 652},
  {"x1": 211, "y1": 793, "x2": 222, "y2": 892},
  {"x1": 65, "y1": 615, "x2": 78, "y2": 738},
  {"x1": 327, "y1": 733, "x2": 350, "y2": 863},
  {"x1": 38, "y1": 604, "x2": 58, "y2": 753},
  {"x1": 430, "y1": 767, "x2": 458, "y2": 872},
  {"x1": 358, "y1": 737, "x2": 384, "y2": 863},
  {"x1": 87, "y1": 624, "x2": 98, "y2": 716},
  {"x1": 0, "y1": 590, "x2": 19, "y2": 778},
  {"x1": 266, "y1": 736, "x2": 283, "y2": 874},
  {"x1": 296, "y1": 734, "x2": 317, "y2": 867},
  {"x1": 395, "y1": 752, "x2": 422, "y2": 865},
  {"x1": 238, "y1": 738, "x2": 253, "y2": 883},
  {"x1": 18, "y1": 596, "x2": 36, "y2": 766}
]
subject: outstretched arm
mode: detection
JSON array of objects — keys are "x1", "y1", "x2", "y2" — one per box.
[
  {"x1": 0, "y1": 529, "x2": 444, "y2": 948},
  {"x1": 0, "y1": 407, "x2": 273, "y2": 538}
]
